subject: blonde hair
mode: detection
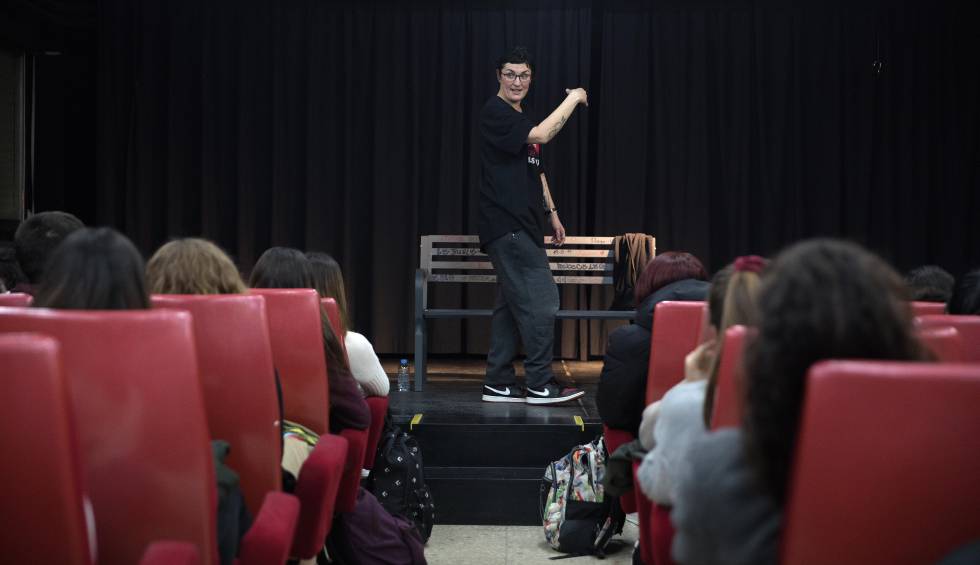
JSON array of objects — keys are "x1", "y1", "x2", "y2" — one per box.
[
  {"x1": 702, "y1": 267, "x2": 764, "y2": 426},
  {"x1": 146, "y1": 238, "x2": 247, "y2": 295}
]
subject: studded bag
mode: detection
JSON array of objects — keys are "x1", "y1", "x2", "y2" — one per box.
[{"x1": 366, "y1": 416, "x2": 435, "y2": 543}]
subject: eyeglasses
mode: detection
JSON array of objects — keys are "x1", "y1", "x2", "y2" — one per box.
[{"x1": 501, "y1": 71, "x2": 532, "y2": 83}]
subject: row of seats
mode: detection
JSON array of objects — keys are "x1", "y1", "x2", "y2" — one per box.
[
  {"x1": 603, "y1": 300, "x2": 980, "y2": 565},
  {"x1": 0, "y1": 288, "x2": 389, "y2": 564}
]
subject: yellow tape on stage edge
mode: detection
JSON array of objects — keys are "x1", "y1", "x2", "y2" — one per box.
[
  {"x1": 410, "y1": 413, "x2": 423, "y2": 431},
  {"x1": 573, "y1": 415, "x2": 584, "y2": 432}
]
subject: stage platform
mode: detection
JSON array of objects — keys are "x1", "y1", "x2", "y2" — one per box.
[{"x1": 382, "y1": 358, "x2": 606, "y2": 525}]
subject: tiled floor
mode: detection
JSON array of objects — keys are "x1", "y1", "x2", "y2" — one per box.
[{"x1": 423, "y1": 518, "x2": 638, "y2": 565}]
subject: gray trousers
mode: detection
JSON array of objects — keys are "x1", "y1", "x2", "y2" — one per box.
[{"x1": 484, "y1": 230, "x2": 559, "y2": 389}]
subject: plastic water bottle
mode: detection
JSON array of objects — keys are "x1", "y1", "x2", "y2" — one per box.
[{"x1": 397, "y1": 359, "x2": 410, "y2": 392}]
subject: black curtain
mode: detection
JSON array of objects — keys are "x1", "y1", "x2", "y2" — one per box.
[{"x1": 95, "y1": 0, "x2": 980, "y2": 356}]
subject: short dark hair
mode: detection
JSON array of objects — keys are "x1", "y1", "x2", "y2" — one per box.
[
  {"x1": 14, "y1": 211, "x2": 84, "y2": 283},
  {"x1": 634, "y1": 251, "x2": 708, "y2": 304},
  {"x1": 0, "y1": 244, "x2": 27, "y2": 292},
  {"x1": 905, "y1": 265, "x2": 955, "y2": 303},
  {"x1": 743, "y1": 239, "x2": 923, "y2": 504},
  {"x1": 948, "y1": 269, "x2": 980, "y2": 315},
  {"x1": 496, "y1": 46, "x2": 534, "y2": 73},
  {"x1": 33, "y1": 227, "x2": 149, "y2": 310}
]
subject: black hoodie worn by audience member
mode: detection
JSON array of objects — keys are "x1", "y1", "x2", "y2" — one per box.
[{"x1": 597, "y1": 278, "x2": 710, "y2": 436}]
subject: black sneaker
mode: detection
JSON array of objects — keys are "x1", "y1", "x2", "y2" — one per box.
[
  {"x1": 481, "y1": 384, "x2": 526, "y2": 403},
  {"x1": 525, "y1": 381, "x2": 585, "y2": 405}
]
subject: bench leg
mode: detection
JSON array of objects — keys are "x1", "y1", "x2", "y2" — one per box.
[{"x1": 413, "y1": 317, "x2": 426, "y2": 392}]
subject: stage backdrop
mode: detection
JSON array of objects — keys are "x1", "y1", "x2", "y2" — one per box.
[{"x1": 93, "y1": 0, "x2": 979, "y2": 356}]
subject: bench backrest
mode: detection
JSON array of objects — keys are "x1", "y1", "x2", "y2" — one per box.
[{"x1": 419, "y1": 235, "x2": 654, "y2": 306}]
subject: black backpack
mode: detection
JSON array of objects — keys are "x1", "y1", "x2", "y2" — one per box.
[{"x1": 366, "y1": 413, "x2": 435, "y2": 543}]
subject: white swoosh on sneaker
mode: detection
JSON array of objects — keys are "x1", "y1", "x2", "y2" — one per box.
[
  {"x1": 526, "y1": 387, "x2": 550, "y2": 396},
  {"x1": 485, "y1": 386, "x2": 511, "y2": 395}
]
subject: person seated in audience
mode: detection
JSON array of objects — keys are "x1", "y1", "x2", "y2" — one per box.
[
  {"x1": 636, "y1": 256, "x2": 764, "y2": 506},
  {"x1": 0, "y1": 244, "x2": 28, "y2": 293},
  {"x1": 947, "y1": 269, "x2": 980, "y2": 315},
  {"x1": 13, "y1": 211, "x2": 84, "y2": 295},
  {"x1": 33, "y1": 227, "x2": 149, "y2": 310},
  {"x1": 146, "y1": 238, "x2": 248, "y2": 295},
  {"x1": 669, "y1": 239, "x2": 926, "y2": 565},
  {"x1": 596, "y1": 251, "x2": 709, "y2": 437},
  {"x1": 905, "y1": 265, "x2": 955, "y2": 303},
  {"x1": 249, "y1": 247, "x2": 370, "y2": 435},
  {"x1": 307, "y1": 251, "x2": 390, "y2": 397}
]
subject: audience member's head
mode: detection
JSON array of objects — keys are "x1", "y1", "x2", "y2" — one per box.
[
  {"x1": 702, "y1": 256, "x2": 766, "y2": 424},
  {"x1": 33, "y1": 227, "x2": 149, "y2": 310},
  {"x1": 147, "y1": 238, "x2": 247, "y2": 295},
  {"x1": 947, "y1": 269, "x2": 980, "y2": 315},
  {"x1": 14, "y1": 211, "x2": 84, "y2": 284},
  {"x1": 904, "y1": 265, "x2": 955, "y2": 303},
  {"x1": 0, "y1": 245, "x2": 27, "y2": 292},
  {"x1": 743, "y1": 239, "x2": 923, "y2": 504},
  {"x1": 249, "y1": 246, "x2": 348, "y2": 370},
  {"x1": 249, "y1": 247, "x2": 316, "y2": 290},
  {"x1": 634, "y1": 251, "x2": 708, "y2": 305},
  {"x1": 307, "y1": 251, "x2": 350, "y2": 333}
]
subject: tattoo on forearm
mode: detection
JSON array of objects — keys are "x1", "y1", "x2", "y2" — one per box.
[{"x1": 548, "y1": 116, "x2": 567, "y2": 139}]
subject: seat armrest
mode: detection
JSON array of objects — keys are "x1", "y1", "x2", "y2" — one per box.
[
  {"x1": 237, "y1": 492, "x2": 300, "y2": 565},
  {"x1": 139, "y1": 541, "x2": 200, "y2": 565},
  {"x1": 290, "y1": 434, "x2": 348, "y2": 559}
]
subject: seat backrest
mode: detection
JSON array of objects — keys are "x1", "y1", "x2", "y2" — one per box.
[
  {"x1": 249, "y1": 289, "x2": 330, "y2": 435},
  {"x1": 0, "y1": 292, "x2": 33, "y2": 307},
  {"x1": 909, "y1": 301, "x2": 946, "y2": 317},
  {"x1": 0, "y1": 308, "x2": 217, "y2": 565},
  {"x1": 0, "y1": 333, "x2": 93, "y2": 565},
  {"x1": 320, "y1": 297, "x2": 346, "y2": 357},
  {"x1": 916, "y1": 326, "x2": 963, "y2": 362},
  {"x1": 363, "y1": 396, "x2": 389, "y2": 470},
  {"x1": 710, "y1": 325, "x2": 755, "y2": 430},
  {"x1": 646, "y1": 301, "x2": 706, "y2": 404},
  {"x1": 782, "y1": 360, "x2": 980, "y2": 565},
  {"x1": 916, "y1": 315, "x2": 980, "y2": 362},
  {"x1": 151, "y1": 294, "x2": 282, "y2": 513}
]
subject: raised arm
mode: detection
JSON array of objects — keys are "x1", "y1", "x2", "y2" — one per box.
[{"x1": 527, "y1": 88, "x2": 588, "y2": 145}]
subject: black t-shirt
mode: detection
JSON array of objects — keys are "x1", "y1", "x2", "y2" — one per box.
[{"x1": 477, "y1": 95, "x2": 546, "y2": 248}]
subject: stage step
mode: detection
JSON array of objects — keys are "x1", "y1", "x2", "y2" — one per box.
[{"x1": 392, "y1": 415, "x2": 602, "y2": 524}]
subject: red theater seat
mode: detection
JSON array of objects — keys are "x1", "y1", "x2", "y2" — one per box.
[
  {"x1": 0, "y1": 334, "x2": 93, "y2": 564},
  {"x1": 602, "y1": 426, "x2": 637, "y2": 514},
  {"x1": 0, "y1": 308, "x2": 219, "y2": 564},
  {"x1": 909, "y1": 301, "x2": 946, "y2": 317},
  {"x1": 915, "y1": 315, "x2": 980, "y2": 362},
  {"x1": 710, "y1": 325, "x2": 755, "y2": 430},
  {"x1": 151, "y1": 295, "x2": 282, "y2": 514},
  {"x1": 0, "y1": 292, "x2": 32, "y2": 307},
  {"x1": 250, "y1": 289, "x2": 330, "y2": 435},
  {"x1": 363, "y1": 396, "x2": 389, "y2": 470},
  {"x1": 646, "y1": 301, "x2": 706, "y2": 404},
  {"x1": 320, "y1": 297, "x2": 346, "y2": 355},
  {"x1": 151, "y1": 295, "x2": 344, "y2": 559},
  {"x1": 916, "y1": 325, "x2": 963, "y2": 362},
  {"x1": 782, "y1": 360, "x2": 980, "y2": 565}
]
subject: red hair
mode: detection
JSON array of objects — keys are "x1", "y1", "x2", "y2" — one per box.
[{"x1": 634, "y1": 251, "x2": 708, "y2": 304}]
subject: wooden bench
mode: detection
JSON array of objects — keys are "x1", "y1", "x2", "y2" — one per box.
[{"x1": 413, "y1": 235, "x2": 654, "y2": 391}]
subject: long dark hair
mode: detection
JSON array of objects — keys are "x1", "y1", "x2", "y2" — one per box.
[
  {"x1": 306, "y1": 251, "x2": 350, "y2": 333},
  {"x1": 34, "y1": 227, "x2": 149, "y2": 310},
  {"x1": 742, "y1": 239, "x2": 924, "y2": 504},
  {"x1": 249, "y1": 247, "x2": 349, "y2": 372}
]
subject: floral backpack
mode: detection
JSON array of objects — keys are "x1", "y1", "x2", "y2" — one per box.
[{"x1": 540, "y1": 436, "x2": 625, "y2": 556}]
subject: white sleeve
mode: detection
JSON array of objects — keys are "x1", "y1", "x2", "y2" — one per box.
[{"x1": 344, "y1": 331, "x2": 390, "y2": 397}]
